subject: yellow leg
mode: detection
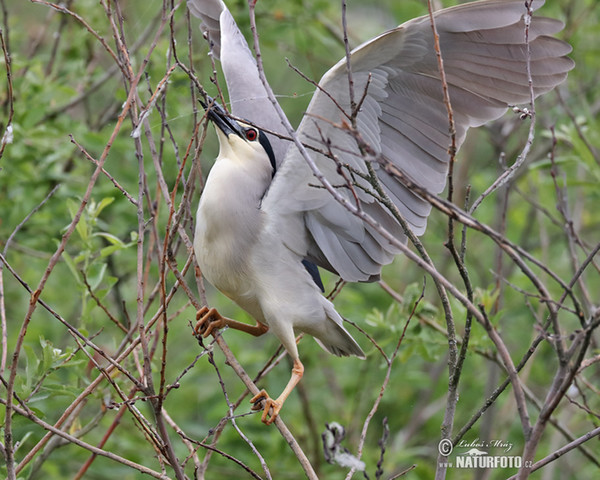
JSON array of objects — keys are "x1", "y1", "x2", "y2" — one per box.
[
  {"x1": 194, "y1": 306, "x2": 268, "y2": 337},
  {"x1": 250, "y1": 358, "x2": 304, "y2": 425}
]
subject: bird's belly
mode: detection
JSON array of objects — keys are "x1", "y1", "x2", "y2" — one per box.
[
  {"x1": 194, "y1": 214, "x2": 267, "y2": 323},
  {"x1": 196, "y1": 226, "x2": 246, "y2": 294}
]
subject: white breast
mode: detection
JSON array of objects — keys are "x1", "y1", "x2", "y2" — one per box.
[{"x1": 194, "y1": 146, "x2": 272, "y2": 319}]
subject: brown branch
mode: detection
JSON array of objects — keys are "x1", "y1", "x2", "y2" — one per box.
[
  {"x1": 168, "y1": 249, "x2": 317, "y2": 478},
  {"x1": 5, "y1": 233, "x2": 190, "y2": 475},
  {"x1": 205, "y1": 346, "x2": 273, "y2": 478},
  {"x1": 0, "y1": 26, "x2": 14, "y2": 161},
  {"x1": 345, "y1": 283, "x2": 424, "y2": 480},
  {"x1": 424, "y1": 3, "x2": 460, "y2": 476},
  {"x1": 0, "y1": 394, "x2": 170, "y2": 479},
  {"x1": 2, "y1": 50, "x2": 144, "y2": 477},
  {"x1": 30, "y1": 0, "x2": 124, "y2": 74},
  {"x1": 507, "y1": 426, "x2": 600, "y2": 479}
]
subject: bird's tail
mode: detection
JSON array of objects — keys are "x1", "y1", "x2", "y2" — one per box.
[{"x1": 313, "y1": 303, "x2": 366, "y2": 359}]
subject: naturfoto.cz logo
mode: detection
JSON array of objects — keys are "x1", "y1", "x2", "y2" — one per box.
[{"x1": 438, "y1": 438, "x2": 532, "y2": 470}]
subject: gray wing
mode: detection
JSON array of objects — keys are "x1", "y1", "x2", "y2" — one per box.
[
  {"x1": 187, "y1": 0, "x2": 289, "y2": 163},
  {"x1": 261, "y1": 0, "x2": 574, "y2": 282}
]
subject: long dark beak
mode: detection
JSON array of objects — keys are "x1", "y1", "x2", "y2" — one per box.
[{"x1": 200, "y1": 97, "x2": 244, "y2": 138}]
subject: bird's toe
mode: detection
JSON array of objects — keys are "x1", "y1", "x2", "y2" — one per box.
[
  {"x1": 250, "y1": 389, "x2": 281, "y2": 425},
  {"x1": 194, "y1": 307, "x2": 226, "y2": 337}
]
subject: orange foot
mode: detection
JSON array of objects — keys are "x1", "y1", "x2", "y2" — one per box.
[
  {"x1": 250, "y1": 389, "x2": 281, "y2": 425},
  {"x1": 194, "y1": 306, "x2": 226, "y2": 337}
]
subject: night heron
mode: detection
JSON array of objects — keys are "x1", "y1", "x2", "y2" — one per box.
[{"x1": 187, "y1": 0, "x2": 573, "y2": 424}]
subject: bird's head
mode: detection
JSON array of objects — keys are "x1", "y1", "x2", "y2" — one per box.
[{"x1": 202, "y1": 98, "x2": 276, "y2": 176}]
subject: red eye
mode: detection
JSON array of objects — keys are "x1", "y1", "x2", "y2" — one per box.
[{"x1": 245, "y1": 128, "x2": 258, "y2": 141}]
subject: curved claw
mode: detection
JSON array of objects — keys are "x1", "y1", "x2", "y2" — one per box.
[
  {"x1": 249, "y1": 359, "x2": 303, "y2": 425},
  {"x1": 194, "y1": 307, "x2": 226, "y2": 337},
  {"x1": 250, "y1": 389, "x2": 281, "y2": 425}
]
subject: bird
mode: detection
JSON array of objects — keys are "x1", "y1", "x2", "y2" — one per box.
[
  {"x1": 322, "y1": 422, "x2": 367, "y2": 472},
  {"x1": 188, "y1": 0, "x2": 573, "y2": 424}
]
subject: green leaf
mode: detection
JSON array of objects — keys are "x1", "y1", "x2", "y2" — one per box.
[
  {"x1": 86, "y1": 262, "x2": 108, "y2": 291},
  {"x1": 61, "y1": 250, "x2": 84, "y2": 286},
  {"x1": 40, "y1": 337, "x2": 72, "y2": 371},
  {"x1": 92, "y1": 196, "x2": 115, "y2": 218},
  {"x1": 94, "y1": 231, "x2": 125, "y2": 246},
  {"x1": 66, "y1": 197, "x2": 89, "y2": 243},
  {"x1": 38, "y1": 381, "x2": 80, "y2": 400}
]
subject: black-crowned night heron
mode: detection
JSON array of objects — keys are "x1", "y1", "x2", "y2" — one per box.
[{"x1": 188, "y1": 0, "x2": 573, "y2": 424}]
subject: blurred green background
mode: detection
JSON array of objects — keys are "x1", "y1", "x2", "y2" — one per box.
[{"x1": 1, "y1": 0, "x2": 599, "y2": 479}]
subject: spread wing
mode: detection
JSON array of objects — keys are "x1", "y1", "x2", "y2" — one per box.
[
  {"x1": 187, "y1": 0, "x2": 289, "y2": 163},
  {"x1": 261, "y1": 0, "x2": 574, "y2": 282}
]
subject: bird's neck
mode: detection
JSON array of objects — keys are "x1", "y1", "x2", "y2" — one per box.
[{"x1": 197, "y1": 154, "x2": 271, "y2": 247}]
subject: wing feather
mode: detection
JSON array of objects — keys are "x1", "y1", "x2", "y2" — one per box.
[
  {"x1": 262, "y1": 0, "x2": 573, "y2": 281},
  {"x1": 187, "y1": 0, "x2": 290, "y2": 162}
]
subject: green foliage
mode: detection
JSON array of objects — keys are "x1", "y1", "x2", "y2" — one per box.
[{"x1": 1, "y1": 1, "x2": 599, "y2": 479}]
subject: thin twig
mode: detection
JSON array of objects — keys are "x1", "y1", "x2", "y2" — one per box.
[
  {"x1": 0, "y1": 26, "x2": 14, "y2": 160},
  {"x1": 0, "y1": 395, "x2": 170, "y2": 479},
  {"x1": 345, "y1": 283, "x2": 423, "y2": 480},
  {"x1": 507, "y1": 426, "x2": 600, "y2": 479}
]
